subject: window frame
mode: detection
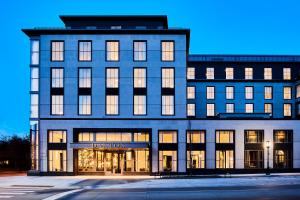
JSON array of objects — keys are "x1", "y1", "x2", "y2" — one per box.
[
  {"x1": 106, "y1": 40, "x2": 120, "y2": 62},
  {"x1": 50, "y1": 40, "x2": 64, "y2": 62},
  {"x1": 245, "y1": 103, "x2": 254, "y2": 113},
  {"x1": 226, "y1": 86, "x2": 234, "y2": 100},
  {"x1": 78, "y1": 40, "x2": 92, "y2": 62},
  {"x1": 187, "y1": 103, "x2": 196, "y2": 117},
  {"x1": 78, "y1": 67, "x2": 92, "y2": 89},
  {"x1": 206, "y1": 86, "x2": 215, "y2": 100},
  {"x1": 264, "y1": 86, "x2": 273, "y2": 100},
  {"x1": 245, "y1": 67, "x2": 253, "y2": 80},
  {"x1": 48, "y1": 130, "x2": 67, "y2": 144},
  {"x1": 161, "y1": 40, "x2": 175, "y2": 62},
  {"x1": 50, "y1": 95, "x2": 64, "y2": 116},
  {"x1": 78, "y1": 95, "x2": 92, "y2": 116},
  {"x1": 161, "y1": 95, "x2": 175, "y2": 116},
  {"x1": 187, "y1": 86, "x2": 195, "y2": 100},
  {"x1": 133, "y1": 40, "x2": 147, "y2": 62},
  {"x1": 283, "y1": 86, "x2": 292, "y2": 100},
  {"x1": 51, "y1": 67, "x2": 64, "y2": 89},
  {"x1": 264, "y1": 103, "x2": 273, "y2": 116},
  {"x1": 245, "y1": 86, "x2": 254, "y2": 100},
  {"x1": 206, "y1": 103, "x2": 215, "y2": 117},
  {"x1": 225, "y1": 67, "x2": 234, "y2": 79}
]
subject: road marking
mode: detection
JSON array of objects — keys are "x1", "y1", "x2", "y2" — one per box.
[
  {"x1": 0, "y1": 195, "x2": 13, "y2": 199},
  {"x1": 42, "y1": 189, "x2": 83, "y2": 200}
]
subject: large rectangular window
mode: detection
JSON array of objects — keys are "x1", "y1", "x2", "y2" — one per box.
[
  {"x1": 297, "y1": 85, "x2": 300, "y2": 98},
  {"x1": 245, "y1": 67, "x2": 253, "y2": 80},
  {"x1": 225, "y1": 67, "x2": 234, "y2": 79},
  {"x1": 187, "y1": 86, "x2": 195, "y2": 99},
  {"x1": 187, "y1": 67, "x2": 195, "y2": 80},
  {"x1": 245, "y1": 103, "x2": 254, "y2": 113},
  {"x1": 106, "y1": 41, "x2": 119, "y2": 61},
  {"x1": 245, "y1": 86, "x2": 253, "y2": 99},
  {"x1": 161, "y1": 41, "x2": 174, "y2": 61},
  {"x1": 51, "y1": 68, "x2": 64, "y2": 88},
  {"x1": 159, "y1": 131, "x2": 177, "y2": 143},
  {"x1": 187, "y1": 131, "x2": 205, "y2": 144},
  {"x1": 264, "y1": 103, "x2": 272, "y2": 116},
  {"x1": 283, "y1": 68, "x2": 291, "y2": 80},
  {"x1": 162, "y1": 68, "x2": 174, "y2": 88},
  {"x1": 134, "y1": 68, "x2": 146, "y2": 88},
  {"x1": 245, "y1": 130, "x2": 263, "y2": 143},
  {"x1": 30, "y1": 68, "x2": 39, "y2": 92},
  {"x1": 133, "y1": 41, "x2": 146, "y2": 61},
  {"x1": 187, "y1": 103, "x2": 195, "y2": 117},
  {"x1": 274, "y1": 130, "x2": 293, "y2": 169},
  {"x1": 226, "y1": 86, "x2": 234, "y2": 99},
  {"x1": 187, "y1": 151, "x2": 205, "y2": 169},
  {"x1": 51, "y1": 95, "x2": 64, "y2": 115},
  {"x1": 48, "y1": 130, "x2": 66, "y2": 143},
  {"x1": 206, "y1": 86, "x2": 215, "y2": 99},
  {"x1": 48, "y1": 150, "x2": 66, "y2": 172},
  {"x1": 106, "y1": 68, "x2": 119, "y2": 88},
  {"x1": 79, "y1": 68, "x2": 92, "y2": 88},
  {"x1": 162, "y1": 95, "x2": 174, "y2": 115},
  {"x1": 30, "y1": 94, "x2": 39, "y2": 118},
  {"x1": 206, "y1": 68, "x2": 214, "y2": 79},
  {"x1": 159, "y1": 151, "x2": 177, "y2": 172},
  {"x1": 216, "y1": 130, "x2": 234, "y2": 143},
  {"x1": 78, "y1": 41, "x2": 92, "y2": 61},
  {"x1": 283, "y1": 103, "x2": 292, "y2": 117},
  {"x1": 106, "y1": 95, "x2": 119, "y2": 115},
  {"x1": 283, "y1": 86, "x2": 292, "y2": 99},
  {"x1": 216, "y1": 150, "x2": 234, "y2": 169},
  {"x1": 31, "y1": 40, "x2": 39, "y2": 65},
  {"x1": 206, "y1": 103, "x2": 215, "y2": 116},
  {"x1": 264, "y1": 86, "x2": 273, "y2": 99},
  {"x1": 79, "y1": 95, "x2": 91, "y2": 115},
  {"x1": 134, "y1": 95, "x2": 146, "y2": 115},
  {"x1": 226, "y1": 103, "x2": 234, "y2": 113},
  {"x1": 264, "y1": 68, "x2": 272, "y2": 80},
  {"x1": 51, "y1": 41, "x2": 64, "y2": 61}
]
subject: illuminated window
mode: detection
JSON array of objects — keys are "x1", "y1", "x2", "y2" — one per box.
[
  {"x1": 106, "y1": 41, "x2": 119, "y2": 61},
  {"x1": 297, "y1": 85, "x2": 300, "y2": 98},
  {"x1": 159, "y1": 131, "x2": 177, "y2": 143},
  {"x1": 48, "y1": 130, "x2": 66, "y2": 143},
  {"x1": 31, "y1": 68, "x2": 39, "y2": 92},
  {"x1": 245, "y1": 130, "x2": 263, "y2": 143},
  {"x1": 133, "y1": 41, "x2": 146, "y2": 61},
  {"x1": 264, "y1": 68, "x2": 272, "y2": 80},
  {"x1": 134, "y1": 132, "x2": 149, "y2": 142},
  {"x1": 187, "y1": 151, "x2": 205, "y2": 169},
  {"x1": 106, "y1": 68, "x2": 119, "y2": 88},
  {"x1": 264, "y1": 86, "x2": 272, "y2": 99},
  {"x1": 51, "y1": 41, "x2": 64, "y2": 61},
  {"x1": 283, "y1": 86, "x2": 292, "y2": 99},
  {"x1": 226, "y1": 86, "x2": 234, "y2": 99},
  {"x1": 216, "y1": 131, "x2": 234, "y2": 143},
  {"x1": 274, "y1": 130, "x2": 292, "y2": 143},
  {"x1": 216, "y1": 150, "x2": 234, "y2": 169},
  {"x1": 106, "y1": 95, "x2": 118, "y2": 115},
  {"x1": 51, "y1": 68, "x2": 64, "y2": 88},
  {"x1": 78, "y1": 132, "x2": 93, "y2": 142},
  {"x1": 187, "y1": 131, "x2": 205, "y2": 143},
  {"x1": 134, "y1": 68, "x2": 146, "y2": 88},
  {"x1": 225, "y1": 67, "x2": 234, "y2": 79},
  {"x1": 187, "y1": 86, "x2": 195, "y2": 99},
  {"x1": 264, "y1": 103, "x2": 272, "y2": 116},
  {"x1": 79, "y1": 95, "x2": 91, "y2": 115},
  {"x1": 187, "y1": 67, "x2": 195, "y2": 80},
  {"x1": 134, "y1": 95, "x2": 146, "y2": 115},
  {"x1": 51, "y1": 95, "x2": 64, "y2": 115},
  {"x1": 245, "y1": 86, "x2": 253, "y2": 99},
  {"x1": 48, "y1": 150, "x2": 66, "y2": 172},
  {"x1": 162, "y1": 68, "x2": 174, "y2": 88},
  {"x1": 187, "y1": 103, "x2": 195, "y2": 117},
  {"x1": 206, "y1": 68, "x2": 214, "y2": 79},
  {"x1": 30, "y1": 94, "x2": 38, "y2": 118},
  {"x1": 245, "y1": 103, "x2": 254, "y2": 113},
  {"x1": 226, "y1": 103, "x2": 234, "y2": 113},
  {"x1": 78, "y1": 41, "x2": 92, "y2": 61},
  {"x1": 283, "y1": 104, "x2": 291, "y2": 117},
  {"x1": 206, "y1": 86, "x2": 215, "y2": 99},
  {"x1": 206, "y1": 103, "x2": 215, "y2": 116},
  {"x1": 31, "y1": 40, "x2": 39, "y2": 65},
  {"x1": 161, "y1": 41, "x2": 174, "y2": 61},
  {"x1": 283, "y1": 68, "x2": 291, "y2": 80},
  {"x1": 162, "y1": 95, "x2": 174, "y2": 115},
  {"x1": 159, "y1": 150, "x2": 177, "y2": 172},
  {"x1": 79, "y1": 68, "x2": 91, "y2": 88},
  {"x1": 245, "y1": 67, "x2": 253, "y2": 80}
]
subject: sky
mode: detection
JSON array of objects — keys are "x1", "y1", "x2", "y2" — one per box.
[{"x1": 0, "y1": 0, "x2": 300, "y2": 137}]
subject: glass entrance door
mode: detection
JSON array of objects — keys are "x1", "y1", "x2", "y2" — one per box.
[{"x1": 104, "y1": 151, "x2": 124, "y2": 174}]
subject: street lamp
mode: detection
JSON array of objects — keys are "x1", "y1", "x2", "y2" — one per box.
[{"x1": 265, "y1": 141, "x2": 270, "y2": 175}]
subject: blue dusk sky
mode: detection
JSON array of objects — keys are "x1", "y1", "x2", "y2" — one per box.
[{"x1": 0, "y1": 0, "x2": 300, "y2": 137}]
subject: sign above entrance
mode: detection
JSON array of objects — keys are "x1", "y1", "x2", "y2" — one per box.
[{"x1": 70, "y1": 142, "x2": 149, "y2": 149}]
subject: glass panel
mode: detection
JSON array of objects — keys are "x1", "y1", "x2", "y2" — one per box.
[
  {"x1": 51, "y1": 68, "x2": 64, "y2": 88},
  {"x1": 159, "y1": 131, "x2": 177, "y2": 143},
  {"x1": 31, "y1": 68, "x2": 39, "y2": 91},
  {"x1": 48, "y1": 150, "x2": 66, "y2": 172},
  {"x1": 161, "y1": 41, "x2": 174, "y2": 61},
  {"x1": 187, "y1": 67, "x2": 195, "y2": 80},
  {"x1": 134, "y1": 68, "x2": 146, "y2": 88},
  {"x1": 48, "y1": 130, "x2": 66, "y2": 143},
  {"x1": 216, "y1": 131, "x2": 234, "y2": 143},
  {"x1": 79, "y1": 95, "x2": 91, "y2": 115},
  {"x1": 30, "y1": 94, "x2": 39, "y2": 118},
  {"x1": 51, "y1": 41, "x2": 64, "y2": 61},
  {"x1": 134, "y1": 41, "x2": 146, "y2": 61},
  {"x1": 106, "y1": 41, "x2": 119, "y2": 61},
  {"x1": 79, "y1": 68, "x2": 91, "y2": 88},
  {"x1": 134, "y1": 132, "x2": 149, "y2": 142},
  {"x1": 31, "y1": 40, "x2": 39, "y2": 65},
  {"x1": 187, "y1": 151, "x2": 205, "y2": 169},
  {"x1": 162, "y1": 95, "x2": 174, "y2": 115},
  {"x1": 51, "y1": 95, "x2": 64, "y2": 115},
  {"x1": 187, "y1": 86, "x2": 195, "y2": 99},
  {"x1": 162, "y1": 68, "x2": 174, "y2": 88},
  {"x1": 79, "y1": 41, "x2": 92, "y2": 61},
  {"x1": 187, "y1": 131, "x2": 205, "y2": 143},
  {"x1": 134, "y1": 95, "x2": 146, "y2": 115},
  {"x1": 106, "y1": 95, "x2": 118, "y2": 115}
]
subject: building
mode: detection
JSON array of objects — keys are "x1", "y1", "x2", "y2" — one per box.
[{"x1": 22, "y1": 15, "x2": 300, "y2": 175}]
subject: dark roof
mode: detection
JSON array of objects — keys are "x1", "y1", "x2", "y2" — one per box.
[{"x1": 188, "y1": 54, "x2": 300, "y2": 63}]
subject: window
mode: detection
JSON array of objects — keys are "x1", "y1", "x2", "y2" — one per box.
[
  {"x1": 106, "y1": 41, "x2": 119, "y2": 61},
  {"x1": 216, "y1": 150, "x2": 234, "y2": 169},
  {"x1": 274, "y1": 130, "x2": 292, "y2": 143},
  {"x1": 79, "y1": 95, "x2": 91, "y2": 115},
  {"x1": 245, "y1": 130, "x2": 263, "y2": 143},
  {"x1": 264, "y1": 103, "x2": 272, "y2": 116},
  {"x1": 31, "y1": 40, "x2": 39, "y2": 65},
  {"x1": 187, "y1": 103, "x2": 195, "y2": 117},
  {"x1": 226, "y1": 103, "x2": 234, "y2": 113},
  {"x1": 225, "y1": 67, "x2": 234, "y2": 79},
  {"x1": 187, "y1": 86, "x2": 195, "y2": 99},
  {"x1": 133, "y1": 41, "x2": 146, "y2": 61},
  {"x1": 245, "y1": 103, "x2": 254, "y2": 113},
  {"x1": 187, "y1": 67, "x2": 195, "y2": 80},
  {"x1": 162, "y1": 95, "x2": 174, "y2": 115},
  {"x1": 106, "y1": 68, "x2": 119, "y2": 88},
  {"x1": 187, "y1": 131, "x2": 205, "y2": 143},
  {"x1": 162, "y1": 68, "x2": 174, "y2": 88},
  {"x1": 48, "y1": 150, "x2": 66, "y2": 172},
  {"x1": 245, "y1": 151, "x2": 264, "y2": 169},
  {"x1": 264, "y1": 86, "x2": 272, "y2": 99},
  {"x1": 283, "y1": 104, "x2": 291, "y2": 117},
  {"x1": 48, "y1": 130, "x2": 66, "y2": 143},
  {"x1": 51, "y1": 68, "x2": 64, "y2": 88},
  {"x1": 206, "y1": 86, "x2": 215, "y2": 99},
  {"x1": 283, "y1": 68, "x2": 291, "y2": 80},
  {"x1": 134, "y1": 132, "x2": 149, "y2": 142},
  {"x1": 264, "y1": 68, "x2": 272, "y2": 80},
  {"x1": 51, "y1": 41, "x2": 64, "y2": 61},
  {"x1": 161, "y1": 41, "x2": 174, "y2": 61},
  {"x1": 134, "y1": 95, "x2": 146, "y2": 115},
  {"x1": 31, "y1": 68, "x2": 39, "y2": 92},
  {"x1": 206, "y1": 68, "x2": 214, "y2": 79},
  {"x1": 134, "y1": 68, "x2": 146, "y2": 88},
  {"x1": 297, "y1": 85, "x2": 300, "y2": 98},
  {"x1": 106, "y1": 95, "x2": 119, "y2": 115},
  {"x1": 78, "y1": 132, "x2": 93, "y2": 142},
  {"x1": 206, "y1": 103, "x2": 215, "y2": 116},
  {"x1": 226, "y1": 86, "x2": 234, "y2": 99},
  {"x1": 79, "y1": 68, "x2": 91, "y2": 88},
  {"x1": 51, "y1": 95, "x2": 64, "y2": 115},
  {"x1": 216, "y1": 130, "x2": 234, "y2": 143},
  {"x1": 283, "y1": 86, "x2": 292, "y2": 99},
  {"x1": 187, "y1": 151, "x2": 205, "y2": 169},
  {"x1": 30, "y1": 94, "x2": 38, "y2": 118},
  {"x1": 159, "y1": 131, "x2": 177, "y2": 143},
  {"x1": 245, "y1": 68, "x2": 253, "y2": 80},
  {"x1": 78, "y1": 41, "x2": 92, "y2": 61},
  {"x1": 159, "y1": 151, "x2": 177, "y2": 172},
  {"x1": 245, "y1": 86, "x2": 253, "y2": 99}
]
